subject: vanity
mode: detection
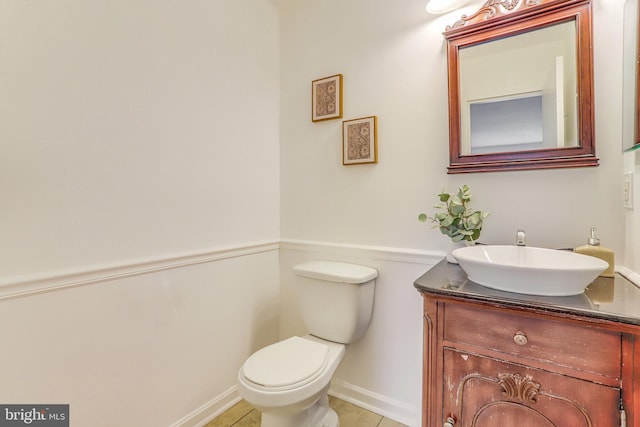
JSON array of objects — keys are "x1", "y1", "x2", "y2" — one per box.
[
  {"x1": 414, "y1": 260, "x2": 640, "y2": 426},
  {"x1": 418, "y1": 0, "x2": 640, "y2": 420}
]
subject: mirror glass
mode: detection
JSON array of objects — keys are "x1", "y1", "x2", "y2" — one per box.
[
  {"x1": 623, "y1": 0, "x2": 639, "y2": 151},
  {"x1": 444, "y1": 0, "x2": 597, "y2": 173},
  {"x1": 459, "y1": 21, "x2": 577, "y2": 155}
]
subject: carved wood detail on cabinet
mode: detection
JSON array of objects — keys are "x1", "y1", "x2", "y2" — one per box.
[
  {"x1": 443, "y1": 349, "x2": 619, "y2": 426},
  {"x1": 420, "y1": 296, "x2": 634, "y2": 427}
]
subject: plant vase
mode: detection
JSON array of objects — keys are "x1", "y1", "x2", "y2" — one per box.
[{"x1": 447, "y1": 240, "x2": 472, "y2": 264}]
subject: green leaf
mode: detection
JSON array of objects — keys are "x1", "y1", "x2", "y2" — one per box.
[
  {"x1": 441, "y1": 215, "x2": 454, "y2": 227},
  {"x1": 422, "y1": 185, "x2": 488, "y2": 243},
  {"x1": 467, "y1": 212, "x2": 481, "y2": 227},
  {"x1": 450, "y1": 204, "x2": 465, "y2": 216},
  {"x1": 435, "y1": 212, "x2": 448, "y2": 222}
]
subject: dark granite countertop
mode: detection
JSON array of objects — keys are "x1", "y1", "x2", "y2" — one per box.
[{"x1": 414, "y1": 259, "x2": 640, "y2": 327}]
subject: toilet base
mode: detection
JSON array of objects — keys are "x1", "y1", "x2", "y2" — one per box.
[
  {"x1": 321, "y1": 408, "x2": 339, "y2": 427},
  {"x1": 260, "y1": 394, "x2": 339, "y2": 427}
]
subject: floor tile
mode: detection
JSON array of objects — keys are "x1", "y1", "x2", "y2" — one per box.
[
  {"x1": 208, "y1": 397, "x2": 409, "y2": 427},
  {"x1": 328, "y1": 396, "x2": 383, "y2": 426},
  {"x1": 378, "y1": 416, "x2": 409, "y2": 427},
  {"x1": 204, "y1": 400, "x2": 254, "y2": 427},
  {"x1": 232, "y1": 409, "x2": 261, "y2": 427}
]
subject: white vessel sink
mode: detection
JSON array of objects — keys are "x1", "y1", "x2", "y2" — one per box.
[{"x1": 452, "y1": 245, "x2": 609, "y2": 296}]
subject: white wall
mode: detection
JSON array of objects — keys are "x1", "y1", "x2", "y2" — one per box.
[
  {"x1": 0, "y1": 249, "x2": 280, "y2": 427},
  {"x1": 0, "y1": 0, "x2": 280, "y2": 278},
  {"x1": 279, "y1": 0, "x2": 627, "y2": 425},
  {"x1": 623, "y1": 150, "x2": 640, "y2": 274},
  {"x1": 623, "y1": 0, "x2": 640, "y2": 277},
  {"x1": 280, "y1": 0, "x2": 624, "y2": 256},
  {"x1": 0, "y1": 1, "x2": 281, "y2": 426}
]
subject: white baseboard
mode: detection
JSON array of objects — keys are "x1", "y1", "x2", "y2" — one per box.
[
  {"x1": 329, "y1": 379, "x2": 420, "y2": 427},
  {"x1": 171, "y1": 381, "x2": 420, "y2": 427},
  {"x1": 169, "y1": 386, "x2": 242, "y2": 427}
]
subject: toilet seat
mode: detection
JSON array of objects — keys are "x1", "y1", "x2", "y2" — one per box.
[{"x1": 242, "y1": 336, "x2": 329, "y2": 390}]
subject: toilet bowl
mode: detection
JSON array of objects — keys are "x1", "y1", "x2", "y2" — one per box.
[
  {"x1": 237, "y1": 335, "x2": 345, "y2": 427},
  {"x1": 236, "y1": 261, "x2": 377, "y2": 427}
]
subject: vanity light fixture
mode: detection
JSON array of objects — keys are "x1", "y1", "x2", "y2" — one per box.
[{"x1": 425, "y1": 0, "x2": 472, "y2": 14}]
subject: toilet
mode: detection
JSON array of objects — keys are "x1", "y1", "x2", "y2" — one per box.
[{"x1": 236, "y1": 260, "x2": 377, "y2": 427}]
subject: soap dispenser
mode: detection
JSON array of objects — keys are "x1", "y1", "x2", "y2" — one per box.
[{"x1": 574, "y1": 228, "x2": 615, "y2": 277}]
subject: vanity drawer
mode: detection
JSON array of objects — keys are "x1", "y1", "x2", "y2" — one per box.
[{"x1": 443, "y1": 303, "x2": 621, "y2": 379}]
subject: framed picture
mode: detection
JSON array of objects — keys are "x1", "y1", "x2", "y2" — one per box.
[
  {"x1": 312, "y1": 74, "x2": 343, "y2": 122},
  {"x1": 342, "y1": 116, "x2": 378, "y2": 165}
]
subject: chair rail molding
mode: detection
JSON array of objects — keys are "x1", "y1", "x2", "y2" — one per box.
[{"x1": 0, "y1": 240, "x2": 280, "y2": 300}]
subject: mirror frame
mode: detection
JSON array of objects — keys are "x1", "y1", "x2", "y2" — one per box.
[{"x1": 444, "y1": 0, "x2": 597, "y2": 173}]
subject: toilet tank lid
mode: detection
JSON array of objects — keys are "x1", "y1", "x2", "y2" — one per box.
[{"x1": 293, "y1": 261, "x2": 378, "y2": 284}]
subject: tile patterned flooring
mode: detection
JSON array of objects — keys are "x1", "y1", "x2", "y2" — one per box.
[{"x1": 205, "y1": 396, "x2": 408, "y2": 427}]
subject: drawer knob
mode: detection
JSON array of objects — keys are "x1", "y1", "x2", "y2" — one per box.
[
  {"x1": 444, "y1": 416, "x2": 456, "y2": 427},
  {"x1": 513, "y1": 331, "x2": 528, "y2": 346}
]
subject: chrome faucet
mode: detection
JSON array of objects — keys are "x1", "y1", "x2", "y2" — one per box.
[{"x1": 516, "y1": 230, "x2": 526, "y2": 246}]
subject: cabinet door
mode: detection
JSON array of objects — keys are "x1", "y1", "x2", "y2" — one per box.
[{"x1": 443, "y1": 349, "x2": 620, "y2": 427}]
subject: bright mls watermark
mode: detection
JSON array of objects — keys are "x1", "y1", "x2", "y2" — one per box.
[{"x1": 0, "y1": 405, "x2": 68, "y2": 427}]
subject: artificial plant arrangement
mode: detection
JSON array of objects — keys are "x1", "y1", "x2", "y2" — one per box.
[{"x1": 418, "y1": 184, "x2": 489, "y2": 243}]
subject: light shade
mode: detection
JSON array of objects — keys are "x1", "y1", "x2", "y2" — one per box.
[{"x1": 425, "y1": 0, "x2": 471, "y2": 14}]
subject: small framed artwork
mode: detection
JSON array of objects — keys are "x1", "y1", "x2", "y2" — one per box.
[
  {"x1": 312, "y1": 74, "x2": 343, "y2": 122},
  {"x1": 342, "y1": 116, "x2": 378, "y2": 165}
]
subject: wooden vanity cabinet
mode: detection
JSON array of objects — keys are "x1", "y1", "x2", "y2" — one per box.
[{"x1": 415, "y1": 263, "x2": 640, "y2": 427}]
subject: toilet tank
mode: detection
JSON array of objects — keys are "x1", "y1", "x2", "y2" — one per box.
[{"x1": 293, "y1": 261, "x2": 377, "y2": 344}]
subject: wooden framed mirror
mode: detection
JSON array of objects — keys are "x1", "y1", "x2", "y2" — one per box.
[{"x1": 444, "y1": 0, "x2": 597, "y2": 173}]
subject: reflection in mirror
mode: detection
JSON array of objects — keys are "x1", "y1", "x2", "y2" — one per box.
[
  {"x1": 622, "y1": 0, "x2": 639, "y2": 151},
  {"x1": 460, "y1": 21, "x2": 578, "y2": 155},
  {"x1": 468, "y1": 93, "x2": 544, "y2": 154},
  {"x1": 444, "y1": 0, "x2": 597, "y2": 173}
]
